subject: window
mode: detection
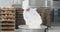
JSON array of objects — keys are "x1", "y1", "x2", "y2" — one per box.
[{"x1": 58, "y1": 9, "x2": 60, "y2": 18}]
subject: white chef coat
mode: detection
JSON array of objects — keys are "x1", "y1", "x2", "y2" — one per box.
[{"x1": 23, "y1": 8, "x2": 42, "y2": 28}]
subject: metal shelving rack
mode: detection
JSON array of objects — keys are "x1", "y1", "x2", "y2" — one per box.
[
  {"x1": 0, "y1": 7, "x2": 15, "y2": 32},
  {"x1": 0, "y1": 8, "x2": 2, "y2": 32},
  {"x1": 15, "y1": 8, "x2": 25, "y2": 29}
]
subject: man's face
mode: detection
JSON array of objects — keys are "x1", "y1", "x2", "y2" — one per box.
[{"x1": 26, "y1": 8, "x2": 30, "y2": 11}]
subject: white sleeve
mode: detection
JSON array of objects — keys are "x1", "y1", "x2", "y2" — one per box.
[
  {"x1": 23, "y1": 12, "x2": 28, "y2": 22},
  {"x1": 23, "y1": 11, "x2": 30, "y2": 25},
  {"x1": 33, "y1": 8, "x2": 41, "y2": 18},
  {"x1": 33, "y1": 8, "x2": 42, "y2": 24}
]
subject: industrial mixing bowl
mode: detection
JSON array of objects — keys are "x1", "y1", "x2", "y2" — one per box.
[{"x1": 18, "y1": 25, "x2": 47, "y2": 32}]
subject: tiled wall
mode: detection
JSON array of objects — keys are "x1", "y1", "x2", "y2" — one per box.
[
  {"x1": 0, "y1": 0, "x2": 21, "y2": 6},
  {"x1": 29, "y1": 0, "x2": 45, "y2": 8},
  {"x1": 0, "y1": 0, "x2": 53, "y2": 8},
  {"x1": 53, "y1": 1, "x2": 60, "y2": 8}
]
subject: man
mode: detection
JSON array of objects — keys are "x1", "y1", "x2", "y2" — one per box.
[{"x1": 22, "y1": 0, "x2": 42, "y2": 28}]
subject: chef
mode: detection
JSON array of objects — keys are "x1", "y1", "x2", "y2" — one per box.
[{"x1": 22, "y1": 0, "x2": 42, "y2": 28}]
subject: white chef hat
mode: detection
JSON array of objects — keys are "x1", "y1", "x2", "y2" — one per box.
[{"x1": 22, "y1": 0, "x2": 30, "y2": 10}]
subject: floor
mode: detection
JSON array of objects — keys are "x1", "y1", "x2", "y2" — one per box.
[{"x1": 48, "y1": 26, "x2": 60, "y2": 32}]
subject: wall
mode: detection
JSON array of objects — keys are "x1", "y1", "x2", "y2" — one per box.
[
  {"x1": 0, "y1": 0, "x2": 13, "y2": 6},
  {"x1": 53, "y1": 1, "x2": 60, "y2": 8},
  {"x1": 0, "y1": 0, "x2": 53, "y2": 8},
  {"x1": 29, "y1": 0, "x2": 45, "y2": 8},
  {"x1": 0, "y1": 0, "x2": 21, "y2": 7}
]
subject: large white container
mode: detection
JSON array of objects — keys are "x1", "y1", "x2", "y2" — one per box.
[{"x1": 18, "y1": 25, "x2": 47, "y2": 32}]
